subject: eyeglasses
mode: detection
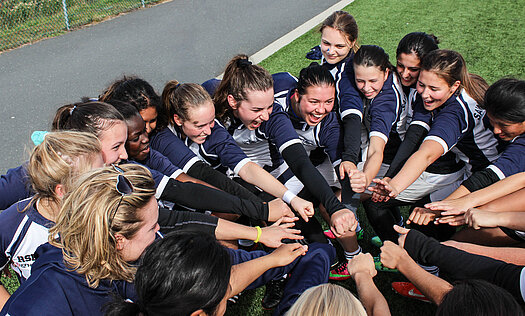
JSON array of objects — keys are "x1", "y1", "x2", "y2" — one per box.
[{"x1": 109, "y1": 164, "x2": 134, "y2": 226}]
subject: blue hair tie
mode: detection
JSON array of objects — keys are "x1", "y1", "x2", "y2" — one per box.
[{"x1": 31, "y1": 131, "x2": 49, "y2": 146}]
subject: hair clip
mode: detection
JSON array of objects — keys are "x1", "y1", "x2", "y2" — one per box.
[
  {"x1": 237, "y1": 58, "x2": 252, "y2": 68},
  {"x1": 69, "y1": 105, "x2": 77, "y2": 115},
  {"x1": 31, "y1": 131, "x2": 49, "y2": 146}
]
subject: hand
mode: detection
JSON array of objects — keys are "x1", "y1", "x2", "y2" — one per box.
[
  {"x1": 435, "y1": 214, "x2": 466, "y2": 226},
  {"x1": 290, "y1": 196, "x2": 315, "y2": 222},
  {"x1": 464, "y1": 208, "x2": 499, "y2": 229},
  {"x1": 259, "y1": 217, "x2": 303, "y2": 248},
  {"x1": 407, "y1": 207, "x2": 441, "y2": 225},
  {"x1": 267, "y1": 198, "x2": 294, "y2": 221},
  {"x1": 394, "y1": 225, "x2": 410, "y2": 248},
  {"x1": 339, "y1": 161, "x2": 357, "y2": 180},
  {"x1": 347, "y1": 253, "x2": 376, "y2": 279},
  {"x1": 380, "y1": 240, "x2": 409, "y2": 270},
  {"x1": 330, "y1": 209, "x2": 357, "y2": 237},
  {"x1": 368, "y1": 178, "x2": 398, "y2": 202},
  {"x1": 349, "y1": 169, "x2": 368, "y2": 193},
  {"x1": 425, "y1": 197, "x2": 474, "y2": 217},
  {"x1": 268, "y1": 243, "x2": 308, "y2": 267}
]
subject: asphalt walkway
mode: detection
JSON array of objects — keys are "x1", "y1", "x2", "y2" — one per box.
[{"x1": 0, "y1": 0, "x2": 346, "y2": 172}]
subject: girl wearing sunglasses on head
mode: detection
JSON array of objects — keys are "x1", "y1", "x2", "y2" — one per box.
[{"x1": 0, "y1": 131, "x2": 103, "y2": 309}]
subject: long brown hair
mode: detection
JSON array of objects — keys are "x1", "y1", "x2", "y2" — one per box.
[
  {"x1": 160, "y1": 81, "x2": 212, "y2": 129},
  {"x1": 320, "y1": 11, "x2": 359, "y2": 54},
  {"x1": 421, "y1": 50, "x2": 488, "y2": 104},
  {"x1": 213, "y1": 54, "x2": 273, "y2": 123}
]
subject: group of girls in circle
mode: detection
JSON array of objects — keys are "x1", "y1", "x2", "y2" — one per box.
[{"x1": 1, "y1": 8, "x2": 525, "y2": 316}]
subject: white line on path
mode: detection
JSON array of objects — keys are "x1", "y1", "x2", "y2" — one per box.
[
  {"x1": 250, "y1": 0, "x2": 354, "y2": 64},
  {"x1": 217, "y1": 0, "x2": 353, "y2": 79}
]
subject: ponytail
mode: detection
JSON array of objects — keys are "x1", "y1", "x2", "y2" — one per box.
[{"x1": 52, "y1": 101, "x2": 124, "y2": 137}]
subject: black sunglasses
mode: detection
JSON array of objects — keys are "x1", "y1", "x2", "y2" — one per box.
[{"x1": 109, "y1": 164, "x2": 134, "y2": 226}]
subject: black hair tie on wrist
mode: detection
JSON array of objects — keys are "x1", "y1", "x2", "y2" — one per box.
[{"x1": 237, "y1": 58, "x2": 252, "y2": 68}]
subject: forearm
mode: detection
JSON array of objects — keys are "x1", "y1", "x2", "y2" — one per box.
[
  {"x1": 157, "y1": 207, "x2": 218, "y2": 236},
  {"x1": 396, "y1": 254, "x2": 452, "y2": 305},
  {"x1": 238, "y1": 162, "x2": 284, "y2": 199},
  {"x1": 186, "y1": 161, "x2": 262, "y2": 201},
  {"x1": 443, "y1": 185, "x2": 471, "y2": 201},
  {"x1": 229, "y1": 254, "x2": 278, "y2": 296},
  {"x1": 282, "y1": 143, "x2": 345, "y2": 215},
  {"x1": 160, "y1": 179, "x2": 268, "y2": 220},
  {"x1": 404, "y1": 229, "x2": 524, "y2": 299},
  {"x1": 175, "y1": 172, "x2": 218, "y2": 189},
  {"x1": 389, "y1": 150, "x2": 433, "y2": 194},
  {"x1": 490, "y1": 211, "x2": 525, "y2": 229},
  {"x1": 341, "y1": 114, "x2": 361, "y2": 165},
  {"x1": 353, "y1": 273, "x2": 391, "y2": 316},
  {"x1": 384, "y1": 125, "x2": 427, "y2": 178},
  {"x1": 463, "y1": 172, "x2": 525, "y2": 206},
  {"x1": 363, "y1": 149, "x2": 385, "y2": 188},
  {"x1": 215, "y1": 218, "x2": 259, "y2": 241}
]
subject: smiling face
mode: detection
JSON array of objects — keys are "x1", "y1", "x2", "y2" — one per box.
[
  {"x1": 229, "y1": 89, "x2": 274, "y2": 130},
  {"x1": 416, "y1": 70, "x2": 460, "y2": 111},
  {"x1": 117, "y1": 196, "x2": 159, "y2": 262},
  {"x1": 294, "y1": 84, "x2": 335, "y2": 126},
  {"x1": 139, "y1": 106, "x2": 158, "y2": 135},
  {"x1": 126, "y1": 115, "x2": 150, "y2": 161},
  {"x1": 98, "y1": 121, "x2": 128, "y2": 165},
  {"x1": 487, "y1": 113, "x2": 525, "y2": 141},
  {"x1": 321, "y1": 26, "x2": 354, "y2": 65},
  {"x1": 396, "y1": 52, "x2": 421, "y2": 87},
  {"x1": 354, "y1": 65, "x2": 389, "y2": 99},
  {"x1": 174, "y1": 101, "x2": 216, "y2": 144}
]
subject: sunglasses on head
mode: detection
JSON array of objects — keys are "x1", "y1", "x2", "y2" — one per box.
[{"x1": 109, "y1": 164, "x2": 134, "y2": 226}]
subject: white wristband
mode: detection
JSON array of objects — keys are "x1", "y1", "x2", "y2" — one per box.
[{"x1": 282, "y1": 190, "x2": 296, "y2": 204}]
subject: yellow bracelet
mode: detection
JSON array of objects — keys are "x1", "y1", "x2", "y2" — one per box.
[{"x1": 254, "y1": 226, "x2": 262, "y2": 243}]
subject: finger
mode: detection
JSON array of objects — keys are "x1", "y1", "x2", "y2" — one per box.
[
  {"x1": 393, "y1": 225, "x2": 409, "y2": 235},
  {"x1": 279, "y1": 223, "x2": 296, "y2": 229},
  {"x1": 285, "y1": 228, "x2": 302, "y2": 235},
  {"x1": 339, "y1": 164, "x2": 346, "y2": 179},
  {"x1": 298, "y1": 209, "x2": 309, "y2": 223},
  {"x1": 271, "y1": 217, "x2": 283, "y2": 226},
  {"x1": 285, "y1": 232, "x2": 304, "y2": 240},
  {"x1": 281, "y1": 216, "x2": 299, "y2": 223}
]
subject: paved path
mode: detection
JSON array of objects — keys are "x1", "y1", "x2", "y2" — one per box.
[{"x1": 0, "y1": 0, "x2": 345, "y2": 172}]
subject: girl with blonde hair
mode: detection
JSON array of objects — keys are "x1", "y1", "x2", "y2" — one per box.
[
  {"x1": 1, "y1": 164, "x2": 158, "y2": 314},
  {"x1": 286, "y1": 283, "x2": 367, "y2": 316},
  {"x1": 0, "y1": 131, "x2": 103, "y2": 309}
]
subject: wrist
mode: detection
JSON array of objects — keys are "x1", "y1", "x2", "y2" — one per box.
[
  {"x1": 254, "y1": 226, "x2": 262, "y2": 243},
  {"x1": 352, "y1": 271, "x2": 372, "y2": 283},
  {"x1": 282, "y1": 190, "x2": 296, "y2": 204}
]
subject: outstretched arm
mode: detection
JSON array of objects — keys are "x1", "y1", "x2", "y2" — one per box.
[{"x1": 348, "y1": 253, "x2": 391, "y2": 316}]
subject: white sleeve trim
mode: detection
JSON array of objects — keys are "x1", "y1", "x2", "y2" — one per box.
[
  {"x1": 169, "y1": 169, "x2": 184, "y2": 180},
  {"x1": 155, "y1": 175, "x2": 170, "y2": 199},
  {"x1": 233, "y1": 158, "x2": 252, "y2": 175},
  {"x1": 369, "y1": 131, "x2": 388, "y2": 144},
  {"x1": 340, "y1": 109, "x2": 363, "y2": 120},
  {"x1": 487, "y1": 165, "x2": 506, "y2": 180},
  {"x1": 424, "y1": 135, "x2": 449, "y2": 154},
  {"x1": 182, "y1": 156, "x2": 201, "y2": 173},
  {"x1": 520, "y1": 268, "x2": 525, "y2": 301},
  {"x1": 278, "y1": 139, "x2": 302, "y2": 153},
  {"x1": 332, "y1": 158, "x2": 342, "y2": 168},
  {"x1": 410, "y1": 120, "x2": 431, "y2": 131}
]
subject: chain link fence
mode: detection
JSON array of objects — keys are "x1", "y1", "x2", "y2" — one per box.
[{"x1": 1, "y1": 0, "x2": 162, "y2": 52}]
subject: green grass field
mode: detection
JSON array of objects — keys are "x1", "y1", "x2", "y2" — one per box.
[
  {"x1": 1, "y1": 0, "x2": 524, "y2": 314},
  {"x1": 241, "y1": 0, "x2": 525, "y2": 315}
]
